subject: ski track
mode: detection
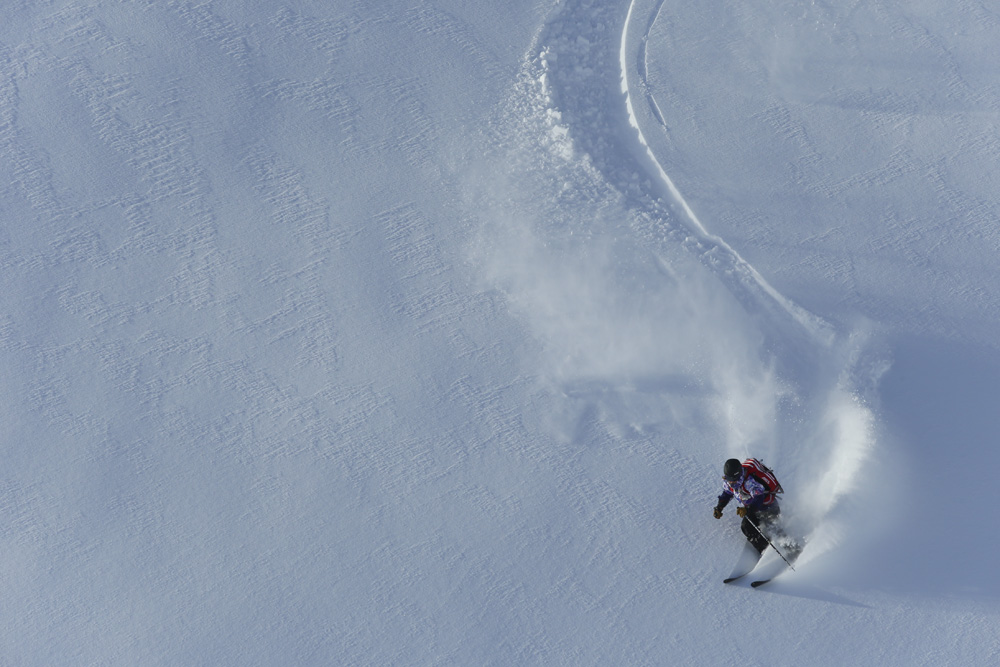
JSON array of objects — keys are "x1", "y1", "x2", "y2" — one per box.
[
  {"x1": 620, "y1": 0, "x2": 834, "y2": 345},
  {"x1": 535, "y1": 0, "x2": 835, "y2": 349},
  {"x1": 530, "y1": 0, "x2": 886, "y2": 565}
]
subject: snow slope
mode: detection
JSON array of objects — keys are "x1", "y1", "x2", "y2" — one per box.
[{"x1": 1, "y1": 0, "x2": 999, "y2": 664}]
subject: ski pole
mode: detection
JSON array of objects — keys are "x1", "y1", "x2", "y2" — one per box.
[{"x1": 746, "y1": 518, "x2": 796, "y2": 571}]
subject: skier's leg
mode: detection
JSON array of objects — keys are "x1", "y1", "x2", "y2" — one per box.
[
  {"x1": 754, "y1": 505, "x2": 801, "y2": 555},
  {"x1": 741, "y1": 515, "x2": 768, "y2": 553},
  {"x1": 757, "y1": 505, "x2": 782, "y2": 540}
]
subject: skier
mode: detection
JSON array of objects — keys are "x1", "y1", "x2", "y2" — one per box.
[{"x1": 713, "y1": 458, "x2": 785, "y2": 555}]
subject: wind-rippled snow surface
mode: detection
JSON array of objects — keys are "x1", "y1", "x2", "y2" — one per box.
[{"x1": 2, "y1": 0, "x2": 999, "y2": 664}]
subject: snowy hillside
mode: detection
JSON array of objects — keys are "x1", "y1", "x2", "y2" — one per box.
[{"x1": 2, "y1": 0, "x2": 999, "y2": 664}]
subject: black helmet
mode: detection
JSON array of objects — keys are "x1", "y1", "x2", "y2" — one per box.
[{"x1": 723, "y1": 458, "x2": 743, "y2": 482}]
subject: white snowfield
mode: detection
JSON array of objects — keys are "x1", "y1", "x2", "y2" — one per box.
[{"x1": 2, "y1": 0, "x2": 998, "y2": 664}]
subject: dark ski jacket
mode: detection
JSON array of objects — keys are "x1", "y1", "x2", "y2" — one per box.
[{"x1": 717, "y1": 468, "x2": 778, "y2": 512}]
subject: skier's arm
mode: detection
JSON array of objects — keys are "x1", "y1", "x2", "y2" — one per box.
[
  {"x1": 742, "y1": 476, "x2": 769, "y2": 509},
  {"x1": 716, "y1": 491, "x2": 733, "y2": 509},
  {"x1": 713, "y1": 491, "x2": 731, "y2": 519}
]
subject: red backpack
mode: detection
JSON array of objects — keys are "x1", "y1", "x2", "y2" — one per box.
[{"x1": 742, "y1": 458, "x2": 783, "y2": 495}]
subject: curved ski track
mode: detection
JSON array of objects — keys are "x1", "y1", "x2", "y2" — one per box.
[{"x1": 535, "y1": 0, "x2": 835, "y2": 349}]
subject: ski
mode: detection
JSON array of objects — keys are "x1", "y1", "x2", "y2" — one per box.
[
  {"x1": 749, "y1": 563, "x2": 787, "y2": 587},
  {"x1": 751, "y1": 566, "x2": 789, "y2": 587},
  {"x1": 723, "y1": 542, "x2": 762, "y2": 583},
  {"x1": 724, "y1": 572, "x2": 754, "y2": 584},
  {"x1": 750, "y1": 544, "x2": 802, "y2": 587}
]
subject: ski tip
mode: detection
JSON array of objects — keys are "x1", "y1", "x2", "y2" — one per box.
[
  {"x1": 723, "y1": 577, "x2": 741, "y2": 584},
  {"x1": 750, "y1": 579, "x2": 771, "y2": 588}
]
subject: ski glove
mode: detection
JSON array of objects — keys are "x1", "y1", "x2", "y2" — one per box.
[
  {"x1": 736, "y1": 507, "x2": 748, "y2": 518},
  {"x1": 713, "y1": 506, "x2": 723, "y2": 519}
]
